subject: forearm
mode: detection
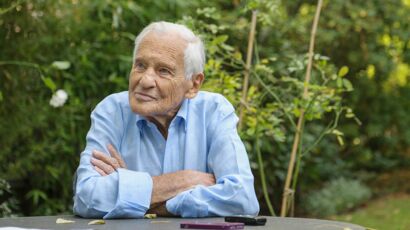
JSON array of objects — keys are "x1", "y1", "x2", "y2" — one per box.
[
  {"x1": 151, "y1": 170, "x2": 202, "y2": 204},
  {"x1": 166, "y1": 174, "x2": 259, "y2": 217},
  {"x1": 150, "y1": 170, "x2": 215, "y2": 205},
  {"x1": 151, "y1": 173, "x2": 188, "y2": 204}
]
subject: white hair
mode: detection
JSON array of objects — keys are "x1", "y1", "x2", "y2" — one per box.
[{"x1": 133, "y1": 21, "x2": 205, "y2": 80}]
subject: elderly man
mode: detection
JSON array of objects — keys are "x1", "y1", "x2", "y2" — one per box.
[{"x1": 73, "y1": 21, "x2": 259, "y2": 219}]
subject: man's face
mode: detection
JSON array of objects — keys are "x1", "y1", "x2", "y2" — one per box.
[{"x1": 128, "y1": 32, "x2": 194, "y2": 117}]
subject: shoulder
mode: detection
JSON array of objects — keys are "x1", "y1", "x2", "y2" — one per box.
[
  {"x1": 93, "y1": 91, "x2": 130, "y2": 115},
  {"x1": 190, "y1": 91, "x2": 235, "y2": 116}
]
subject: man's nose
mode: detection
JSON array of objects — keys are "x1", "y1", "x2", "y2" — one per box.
[{"x1": 139, "y1": 68, "x2": 156, "y2": 88}]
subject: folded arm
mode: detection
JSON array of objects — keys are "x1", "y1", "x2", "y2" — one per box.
[
  {"x1": 91, "y1": 146, "x2": 215, "y2": 216},
  {"x1": 165, "y1": 109, "x2": 260, "y2": 217}
]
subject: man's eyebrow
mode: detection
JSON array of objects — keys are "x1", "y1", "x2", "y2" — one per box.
[
  {"x1": 156, "y1": 61, "x2": 176, "y2": 71},
  {"x1": 134, "y1": 57, "x2": 144, "y2": 62},
  {"x1": 134, "y1": 57, "x2": 177, "y2": 72}
]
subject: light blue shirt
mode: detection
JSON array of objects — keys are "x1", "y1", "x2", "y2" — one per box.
[{"x1": 73, "y1": 91, "x2": 259, "y2": 218}]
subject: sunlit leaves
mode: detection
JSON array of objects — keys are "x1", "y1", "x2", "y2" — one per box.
[
  {"x1": 1, "y1": 0, "x2": 409, "y2": 218},
  {"x1": 244, "y1": 0, "x2": 283, "y2": 26},
  {"x1": 366, "y1": 65, "x2": 375, "y2": 79},
  {"x1": 197, "y1": 7, "x2": 221, "y2": 20},
  {"x1": 331, "y1": 129, "x2": 345, "y2": 146},
  {"x1": 343, "y1": 79, "x2": 353, "y2": 92},
  {"x1": 212, "y1": 35, "x2": 228, "y2": 45},
  {"x1": 338, "y1": 66, "x2": 349, "y2": 78},
  {"x1": 384, "y1": 62, "x2": 410, "y2": 90}
]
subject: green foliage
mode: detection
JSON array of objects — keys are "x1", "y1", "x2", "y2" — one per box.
[
  {"x1": 310, "y1": 0, "x2": 410, "y2": 172},
  {"x1": 0, "y1": 178, "x2": 18, "y2": 217},
  {"x1": 0, "y1": 0, "x2": 409, "y2": 217},
  {"x1": 304, "y1": 177, "x2": 371, "y2": 217}
]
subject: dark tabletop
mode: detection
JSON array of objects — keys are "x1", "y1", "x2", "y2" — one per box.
[{"x1": 0, "y1": 215, "x2": 366, "y2": 230}]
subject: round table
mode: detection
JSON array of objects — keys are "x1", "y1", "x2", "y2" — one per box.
[{"x1": 0, "y1": 215, "x2": 366, "y2": 230}]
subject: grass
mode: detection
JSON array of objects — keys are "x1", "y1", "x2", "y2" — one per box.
[{"x1": 329, "y1": 193, "x2": 410, "y2": 230}]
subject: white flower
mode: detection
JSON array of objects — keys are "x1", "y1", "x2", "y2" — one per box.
[{"x1": 49, "y1": 89, "x2": 68, "y2": 108}]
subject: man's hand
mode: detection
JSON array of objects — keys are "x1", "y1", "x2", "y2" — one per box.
[
  {"x1": 147, "y1": 202, "x2": 174, "y2": 216},
  {"x1": 91, "y1": 144, "x2": 127, "y2": 175}
]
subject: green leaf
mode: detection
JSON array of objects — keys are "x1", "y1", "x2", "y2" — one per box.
[
  {"x1": 366, "y1": 64, "x2": 375, "y2": 79},
  {"x1": 293, "y1": 107, "x2": 301, "y2": 117},
  {"x1": 337, "y1": 78, "x2": 343, "y2": 88},
  {"x1": 26, "y1": 189, "x2": 47, "y2": 205},
  {"x1": 343, "y1": 79, "x2": 354, "y2": 91},
  {"x1": 212, "y1": 35, "x2": 228, "y2": 45},
  {"x1": 233, "y1": 51, "x2": 242, "y2": 60},
  {"x1": 346, "y1": 113, "x2": 355, "y2": 118},
  {"x1": 46, "y1": 166, "x2": 59, "y2": 179},
  {"x1": 41, "y1": 77, "x2": 57, "y2": 91},
  {"x1": 51, "y1": 61, "x2": 71, "y2": 70},
  {"x1": 338, "y1": 66, "x2": 349, "y2": 77},
  {"x1": 221, "y1": 43, "x2": 234, "y2": 51},
  {"x1": 332, "y1": 129, "x2": 344, "y2": 136},
  {"x1": 0, "y1": 90, "x2": 3, "y2": 102},
  {"x1": 337, "y1": 135, "x2": 345, "y2": 146}
]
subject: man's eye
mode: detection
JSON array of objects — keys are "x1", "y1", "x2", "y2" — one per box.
[
  {"x1": 135, "y1": 62, "x2": 145, "y2": 71},
  {"x1": 158, "y1": 68, "x2": 171, "y2": 76}
]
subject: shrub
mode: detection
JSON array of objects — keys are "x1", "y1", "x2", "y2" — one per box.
[
  {"x1": 304, "y1": 177, "x2": 371, "y2": 217},
  {"x1": 1, "y1": 0, "x2": 409, "y2": 217},
  {"x1": 0, "y1": 178, "x2": 18, "y2": 217}
]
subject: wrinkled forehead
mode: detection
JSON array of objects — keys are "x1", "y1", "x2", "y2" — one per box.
[{"x1": 136, "y1": 31, "x2": 187, "y2": 62}]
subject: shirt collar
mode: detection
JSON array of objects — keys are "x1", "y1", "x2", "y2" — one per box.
[
  {"x1": 176, "y1": 98, "x2": 189, "y2": 131},
  {"x1": 135, "y1": 114, "x2": 147, "y2": 132},
  {"x1": 135, "y1": 98, "x2": 189, "y2": 132}
]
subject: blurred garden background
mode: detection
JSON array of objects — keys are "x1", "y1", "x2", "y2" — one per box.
[{"x1": 1, "y1": 0, "x2": 409, "y2": 229}]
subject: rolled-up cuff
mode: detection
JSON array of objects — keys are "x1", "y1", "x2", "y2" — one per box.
[
  {"x1": 104, "y1": 169, "x2": 153, "y2": 219},
  {"x1": 166, "y1": 189, "x2": 208, "y2": 218}
]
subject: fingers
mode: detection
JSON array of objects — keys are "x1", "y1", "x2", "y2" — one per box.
[
  {"x1": 199, "y1": 173, "x2": 215, "y2": 186},
  {"x1": 91, "y1": 157, "x2": 115, "y2": 175},
  {"x1": 107, "y1": 144, "x2": 127, "y2": 168},
  {"x1": 91, "y1": 145, "x2": 126, "y2": 176},
  {"x1": 93, "y1": 150, "x2": 120, "y2": 169},
  {"x1": 203, "y1": 173, "x2": 216, "y2": 186},
  {"x1": 94, "y1": 166, "x2": 107, "y2": 176},
  {"x1": 208, "y1": 173, "x2": 216, "y2": 184}
]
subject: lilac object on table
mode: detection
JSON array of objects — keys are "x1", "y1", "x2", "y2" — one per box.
[{"x1": 180, "y1": 221, "x2": 244, "y2": 229}]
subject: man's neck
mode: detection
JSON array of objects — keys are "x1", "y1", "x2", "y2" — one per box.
[
  {"x1": 148, "y1": 116, "x2": 173, "y2": 139},
  {"x1": 146, "y1": 107, "x2": 180, "y2": 139}
]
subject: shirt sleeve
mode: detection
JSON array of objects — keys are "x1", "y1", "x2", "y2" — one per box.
[
  {"x1": 73, "y1": 95, "x2": 152, "y2": 219},
  {"x1": 166, "y1": 99, "x2": 260, "y2": 217}
]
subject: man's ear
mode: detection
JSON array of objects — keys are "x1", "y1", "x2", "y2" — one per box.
[{"x1": 185, "y1": 73, "x2": 204, "y2": 99}]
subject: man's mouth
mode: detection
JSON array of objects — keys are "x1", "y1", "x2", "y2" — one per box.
[{"x1": 134, "y1": 92, "x2": 156, "y2": 102}]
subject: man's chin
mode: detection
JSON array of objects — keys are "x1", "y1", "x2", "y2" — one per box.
[{"x1": 130, "y1": 104, "x2": 158, "y2": 117}]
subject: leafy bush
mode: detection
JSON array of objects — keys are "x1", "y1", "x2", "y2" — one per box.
[
  {"x1": 0, "y1": 178, "x2": 18, "y2": 217},
  {"x1": 0, "y1": 0, "x2": 409, "y2": 217},
  {"x1": 304, "y1": 177, "x2": 371, "y2": 217}
]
